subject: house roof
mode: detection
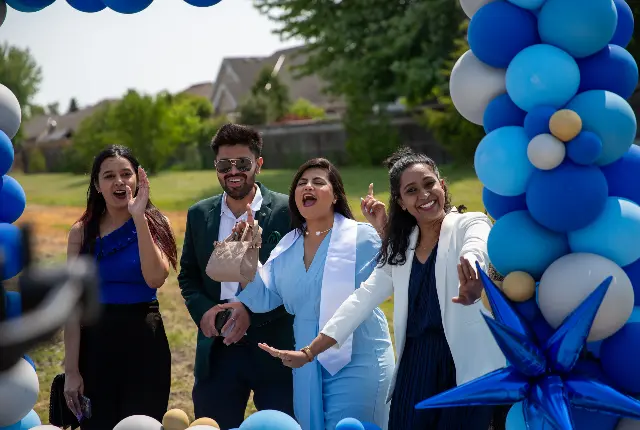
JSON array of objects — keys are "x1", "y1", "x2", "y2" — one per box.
[
  {"x1": 210, "y1": 45, "x2": 344, "y2": 113},
  {"x1": 22, "y1": 99, "x2": 117, "y2": 142},
  {"x1": 178, "y1": 82, "x2": 215, "y2": 100}
]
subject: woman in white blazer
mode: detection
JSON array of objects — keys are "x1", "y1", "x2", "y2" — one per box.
[{"x1": 267, "y1": 148, "x2": 506, "y2": 429}]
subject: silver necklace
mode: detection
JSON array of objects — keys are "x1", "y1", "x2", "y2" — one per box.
[{"x1": 305, "y1": 227, "x2": 332, "y2": 236}]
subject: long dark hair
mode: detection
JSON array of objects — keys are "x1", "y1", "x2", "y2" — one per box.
[
  {"x1": 378, "y1": 147, "x2": 465, "y2": 267},
  {"x1": 76, "y1": 145, "x2": 178, "y2": 269},
  {"x1": 288, "y1": 158, "x2": 354, "y2": 233}
]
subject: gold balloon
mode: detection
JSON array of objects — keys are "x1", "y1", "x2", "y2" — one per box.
[
  {"x1": 502, "y1": 271, "x2": 536, "y2": 302},
  {"x1": 549, "y1": 109, "x2": 582, "y2": 142},
  {"x1": 190, "y1": 418, "x2": 219, "y2": 429},
  {"x1": 163, "y1": 409, "x2": 190, "y2": 430}
]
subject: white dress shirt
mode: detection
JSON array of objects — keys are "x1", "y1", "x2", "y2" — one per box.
[{"x1": 218, "y1": 186, "x2": 263, "y2": 301}]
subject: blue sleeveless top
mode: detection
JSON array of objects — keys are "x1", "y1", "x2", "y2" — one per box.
[{"x1": 95, "y1": 218, "x2": 157, "y2": 305}]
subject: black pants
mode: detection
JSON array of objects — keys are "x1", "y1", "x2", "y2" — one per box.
[
  {"x1": 79, "y1": 301, "x2": 171, "y2": 430},
  {"x1": 192, "y1": 338, "x2": 294, "y2": 430}
]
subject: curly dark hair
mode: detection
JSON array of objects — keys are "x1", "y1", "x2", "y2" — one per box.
[
  {"x1": 378, "y1": 147, "x2": 465, "y2": 267},
  {"x1": 288, "y1": 158, "x2": 354, "y2": 233},
  {"x1": 210, "y1": 123, "x2": 263, "y2": 158}
]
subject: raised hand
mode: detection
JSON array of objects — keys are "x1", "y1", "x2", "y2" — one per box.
[
  {"x1": 361, "y1": 183, "x2": 388, "y2": 236},
  {"x1": 452, "y1": 257, "x2": 483, "y2": 305},
  {"x1": 258, "y1": 343, "x2": 310, "y2": 369},
  {"x1": 232, "y1": 204, "x2": 255, "y2": 237},
  {"x1": 127, "y1": 166, "x2": 149, "y2": 218}
]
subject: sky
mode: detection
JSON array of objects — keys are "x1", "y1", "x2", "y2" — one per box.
[{"x1": 0, "y1": 0, "x2": 303, "y2": 110}]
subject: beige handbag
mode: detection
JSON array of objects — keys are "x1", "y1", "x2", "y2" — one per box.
[{"x1": 206, "y1": 221, "x2": 262, "y2": 283}]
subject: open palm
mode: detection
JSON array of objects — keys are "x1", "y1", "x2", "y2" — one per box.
[{"x1": 127, "y1": 166, "x2": 149, "y2": 217}]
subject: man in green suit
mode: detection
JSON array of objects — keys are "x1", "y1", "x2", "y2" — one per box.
[{"x1": 178, "y1": 124, "x2": 295, "y2": 429}]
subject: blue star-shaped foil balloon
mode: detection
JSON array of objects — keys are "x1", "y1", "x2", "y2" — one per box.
[{"x1": 415, "y1": 262, "x2": 640, "y2": 429}]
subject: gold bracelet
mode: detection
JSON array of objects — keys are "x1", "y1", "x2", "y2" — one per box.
[{"x1": 301, "y1": 346, "x2": 314, "y2": 362}]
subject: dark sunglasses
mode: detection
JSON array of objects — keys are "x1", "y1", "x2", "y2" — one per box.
[{"x1": 214, "y1": 157, "x2": 253, "y2": 174}]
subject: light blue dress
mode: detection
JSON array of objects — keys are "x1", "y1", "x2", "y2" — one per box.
[{"x1": 238, "y1": 223, "x2": 395, "y2": 430}]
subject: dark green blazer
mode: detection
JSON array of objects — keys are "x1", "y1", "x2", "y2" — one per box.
[{"x1": 178, "y1": 183, "x2": 295, "y2": 380}]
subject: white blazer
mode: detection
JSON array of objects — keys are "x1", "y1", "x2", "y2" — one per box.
[{"x1": 321, "y1": 211, "x2": 506, "y2": 402}]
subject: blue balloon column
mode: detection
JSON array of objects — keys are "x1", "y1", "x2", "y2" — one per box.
[
  {"x1": 0, "y1": 84, "x2": 41, "y2": 429},
  {"x1": 2, "y1": 0, "x2": 223, "y2": 14},
  {"x1": 432, "y1": 0, "x2": 640, "y2": 429}
]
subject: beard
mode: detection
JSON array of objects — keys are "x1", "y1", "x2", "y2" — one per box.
[{"x1": 220, "y1": 172, "x2": 257, "y2": 200}]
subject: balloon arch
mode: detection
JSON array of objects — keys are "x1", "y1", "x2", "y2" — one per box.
[{"x1": 3, "y1": 0, "x2": 640, "y2": 429}]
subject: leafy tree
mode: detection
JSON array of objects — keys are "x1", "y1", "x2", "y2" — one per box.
[
  {"x1": 46, "y1": 102, "x2": 60, "y2": 116},
  {"x1": 251, "y1": 67, "x2": 290, "y2": 122},
  {"x1": 68, "y1": 98, "x2": 79, "y2": 114},
  {"x1": 238, "y1": 94, "x2": 269, "y2": 125},
  {"x1": 288, "y1": 98, "x2": 325, "y2": 120},
  {"x1": 0, "y1": 43, "x2": 43, "y2": 143}
]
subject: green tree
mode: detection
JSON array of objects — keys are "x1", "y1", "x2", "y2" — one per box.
[
  {"x1": 67, "y1": 98, "x2": 79, "y2": 114},
  {"x1": 0, "y1": 43, "x2": 43, "y2": 143},
  {"x1": 288, "y1": 98, "x2": 325, "y2": 120},
  {"x1": 70, "y1": 90, "x2": 217, "y2": 173},
  {"x1": 238, "y1": 94, "x2": 269, "y2": 125},
  {"x1": 252, "y1": 67, "x2": 290, "y2": 122}
]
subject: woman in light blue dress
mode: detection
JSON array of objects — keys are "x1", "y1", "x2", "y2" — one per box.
[{"x1": 220, "y1": 158, "x2": 394, "y2": 430}]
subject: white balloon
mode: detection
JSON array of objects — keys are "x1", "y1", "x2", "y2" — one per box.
[
  {"x1": 617, "y1": 418, "x2": 640, "y2": 429},
  {"x1": 460, "y1": 0, "x2": 497, "y2": 18},
  {"x1": 114, "y1": 415, "x2": 162, "y2": 430},
  {"x1": 0, "y1": 83, "x2": 21, "y2": 139},
  {"x1": 0, "y1": 358, "x2": 40, "y2": 427},
  {"x1": 538, "y1": 253, "x2": 634, "y2": 341},
  {"x1": 527, "y1": 134, "x2": 566, "y2": 170},
  {"x1": 31, "y1": 426, "x2": 61, "y2": 430},
  {"x1": 450, "y1": 50, "x2": 506, "y2": 126}
]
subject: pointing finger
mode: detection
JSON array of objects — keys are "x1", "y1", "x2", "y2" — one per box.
[{"x1": 368, "y1": 183, "x2": 374, "y2": 197}]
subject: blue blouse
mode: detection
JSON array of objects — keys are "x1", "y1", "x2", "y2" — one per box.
[{"x1": 95, "y1": 218, "x2": 157, "y2": 305}]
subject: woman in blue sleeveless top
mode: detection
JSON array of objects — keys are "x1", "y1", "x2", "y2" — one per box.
[{"x1": 63, "y1": 145, "x2": 178, "y2": 430}]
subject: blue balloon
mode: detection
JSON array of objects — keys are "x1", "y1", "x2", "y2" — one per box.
[
  {"x1": 483, "y1": 94, "x2": 527, "y2": 134},
  {"x1": 0, "y1": 222, "x2": 23, "y2": 280},
  {"x1": 506, "y1": 44, "x2": 580, "y2": 112},
  {"x1": 5, "y1": 0, "x2": 54, "y2": 11},
  {"x1": 578, "y1": 45, "x2": 638, "y2": 100},
  {"x1": 18, "y1": 410, "x2": 41, "y2": 430},
  {"x1": 474, "y1": 127, "x2": 535, "y2": 197},
  {"x1": 507, "y1": 0, "x2": 546, "y2": 10},
  {"x1": 4, "y1": 290, "x2": 21, "y2": 319},
  {"x1": 360, "y1": 423, "x2": 381, "y2": 430},
  {"x1": 0, "y1": 131, "x2": 13, "y2": 177},
  {"x1": 239, "y1": 410, "x2": 301, "y2": 430},
  {"x1": 335, "y1": 418, "x2": 365, "y2": 430},
  {"x1": 468, "y1": 1, "x2": 540, "y2": 68},
  {"x1": 611, "y1": 0, "x2": 634, "y2": 48},
  {"x1": 0, "y1": 421, "x2": 21, "y2": 430},
  {"x1": 526, "y1": 161, "x2": 609, "y2": 232},
  {"x1": 506, "y1": 401, "x2": 618, "y2": 430},
  {"x1": 23, "y1": 355, "x2": 36, "y2": 371},
  {"x1": 566, "y1": 90, "x2": 636, "y2": 166},
  {"x1": 601, "y1": 322, "x2": 640, "y2": 394},
  {"x1": 183, "y1": 0, "x2": 221, "y2": 5},
  {"x1": 488, "y1": 210, "x2": 569, "y2": 280},
  {"x1": 0, "y1": 176, "x2": 3, "y2": 193},
  {"x1": 601, "y1": 144, "x2": 640, "y2": 204},
  {"x1": 629, "y1": 307, "x2": 640, "y2": 323},
  {"x1": 569, "y1": 197, "x2": 640, "y2": 267},
  {"x1": 624, "y1": 259, "x2": 640, "y2": 306},
  {"x1": 566, "y1": 131, "x2": 603, "y2": 166},
  {"x1": 538, "y1": 0, "x2": 618, "y2": 58},
  {"x1": 66, "y1": 0, "x2": 106, "y2": 12},
  {"x1": 0, "y1": 175, "x2": 26, "y2": 224},
  {"x1": 482, "y1": 187, "x2": 527, "y2": 220},
  {"x1": 523, "y1": 105, "x2": 557, "y2": 139},
  {"x1": 101, "y1": 0, "x2": 152, "y2": 13}
]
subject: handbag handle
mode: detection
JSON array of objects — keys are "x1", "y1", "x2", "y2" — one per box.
[{"x1": 239, "y1": 220, "x2": 258, "y2": 243}]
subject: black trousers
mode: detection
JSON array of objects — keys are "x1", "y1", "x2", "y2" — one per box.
[
  {"x1": 79, "y1": 301, "x2": 171, "y2": 430},
  {"x1": 192, "y1": 337, "x2": 295, "y2": 430}
]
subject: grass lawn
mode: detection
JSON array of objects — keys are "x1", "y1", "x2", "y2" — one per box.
[{"x1": 8, "y1": 166, "x2": 484, "y2": 424}]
